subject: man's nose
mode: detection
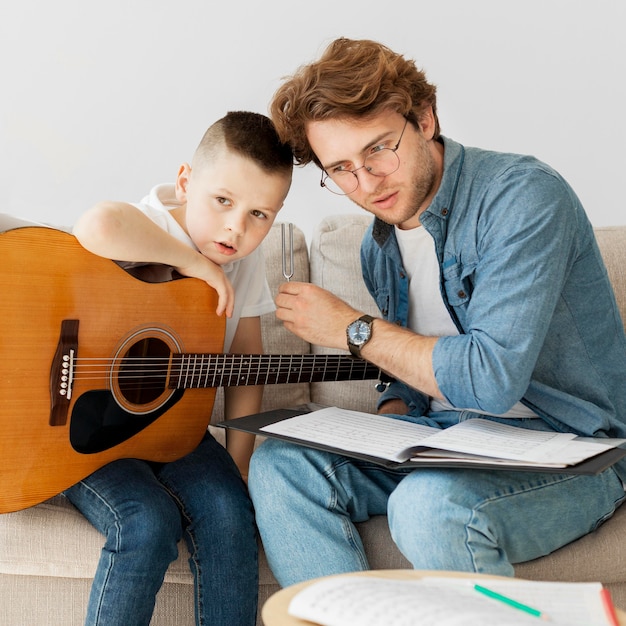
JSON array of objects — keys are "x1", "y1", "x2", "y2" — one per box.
[{"x1": 353, "y1": 166, "x2": 382, "y2": 194}]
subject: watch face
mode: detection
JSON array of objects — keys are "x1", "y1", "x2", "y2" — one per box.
[{"x1": 348, "y1": 320, "x2": 371, "y2": 346}]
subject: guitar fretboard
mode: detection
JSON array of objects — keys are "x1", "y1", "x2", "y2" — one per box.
[{"x1": 169, "y1": 353, "x2": 381, "y2": 389}]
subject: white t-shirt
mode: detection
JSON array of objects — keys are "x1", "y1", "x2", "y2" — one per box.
[
  {"x1": 124, "y1": 183, "x2": 275, "y2": 352},
  {"x1": 395, "y1": 225, "x2": 537, "y2": 419}
]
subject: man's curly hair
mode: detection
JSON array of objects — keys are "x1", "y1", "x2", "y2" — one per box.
[{"x1": 269, "y1": 37, "x2": 439, "y2": 168}]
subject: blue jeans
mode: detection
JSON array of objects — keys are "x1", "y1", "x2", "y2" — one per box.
[
  {"x1": 64, "y1": 432, "x2": 257, "y2": 626},
  {"x1": 248, "y1": 413, "x2": 626, "y2": 587}
]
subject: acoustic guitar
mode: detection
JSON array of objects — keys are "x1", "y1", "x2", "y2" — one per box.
[{"x1": 0, "y1": 225, "x2": 381, "y2": 513}]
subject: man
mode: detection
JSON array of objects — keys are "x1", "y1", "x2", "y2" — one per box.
[{"x1": 248, "y1": 38, "x2": 626, "y2": 586}]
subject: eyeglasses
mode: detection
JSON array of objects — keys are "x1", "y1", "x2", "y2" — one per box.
[{"x1": 320, "y1": 117, "x2": 409, "y2": 195}]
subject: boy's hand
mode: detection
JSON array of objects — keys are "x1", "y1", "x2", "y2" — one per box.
[
  {"x1": 176, "y1": 255, "x2": 235, "y2": 318},
  {"x1": 73, "y1": 202, "x2": 236, "y2": 316}
]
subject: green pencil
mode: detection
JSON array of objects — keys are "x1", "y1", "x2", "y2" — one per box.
[{"x1": 474, "y1": 584, "x2": 549, "y2": 620}]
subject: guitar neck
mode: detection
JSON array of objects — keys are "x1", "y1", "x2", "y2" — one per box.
[{"x1": 169, "y1": 353, "x2": 381, "y2": 389}]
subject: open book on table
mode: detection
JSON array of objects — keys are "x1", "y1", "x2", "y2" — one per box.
[
  {"x1": 217, "y1": 405, "x2": 626, "y2": 474},
  {"x1": 287, "y1": 575, "x2": 620, "y2": 626}
]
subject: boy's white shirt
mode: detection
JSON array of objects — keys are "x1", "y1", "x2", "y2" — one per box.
[{"x1": 126, "y1": 183, "x2": 275, "y2": 352}]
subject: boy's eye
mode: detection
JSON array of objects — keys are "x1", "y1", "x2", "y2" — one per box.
[
  {"x1": 251, "y1": 209, "x2": 267, "y2": 219},
  {"x1": 216, "y1": 197, "x2": 232, "y2": 206}
]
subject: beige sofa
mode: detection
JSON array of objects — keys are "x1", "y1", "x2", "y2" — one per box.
[{"x1": 1, "y1": 215, "x2": 625, "y2": 625}]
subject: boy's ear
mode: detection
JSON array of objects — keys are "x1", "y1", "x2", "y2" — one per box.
[{"x1": 175, "y1": 163, "x2": 192, "y2": 201}]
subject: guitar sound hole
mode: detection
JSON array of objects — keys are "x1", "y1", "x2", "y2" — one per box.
[{"x1": 118, "y1": 337, "x2": 171, "y2": 405}]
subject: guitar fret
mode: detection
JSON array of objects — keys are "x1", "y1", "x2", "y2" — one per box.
[
  {"x1": 189, "y1": 355, "x2": 196, "y2": 387},
  {"x1": 266, "y1": 356, "x2": 273, "y2": 386},
  {"x1": 206, "y1": 354, "x2": 216, "y2": 388},
  {"x1": 229, "y1": 355, "x2": 238, "y2": 387},
  {"x1": 256, "y1": 355, "x2": 262, "y2": 385},
  {"x1": 244, "y1": 355, "x2": 250, "y2": 386},
  {"x1": 197, "y1": 355, "x2": 204, "y2": 388},
  {"x1": 185, "y1": 354, "x2": 193, "y2": 389},
  {"x1": 218, "y1": 354, "x2": 227, "y2": 388},
  {"x1": 225, "y1": 355, "x2": 233, "y2": 386},
  {"x1": 176, "y1": 355, "x2": 186, "y2": 388},
  {"x1": 199, "y1": 354, "x2": 208, "y2": 388}
]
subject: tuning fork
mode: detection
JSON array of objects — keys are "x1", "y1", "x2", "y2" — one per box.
[{"x1": 281, "y1": 222, "x2": 294, "y2": 281}]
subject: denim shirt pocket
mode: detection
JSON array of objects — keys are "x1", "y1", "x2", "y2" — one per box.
[{"x1": 441, "y1": 257, "x2": 473, "y2": 314}]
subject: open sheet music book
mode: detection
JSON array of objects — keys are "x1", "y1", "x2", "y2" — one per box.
[
  {"x1": 287, "y1": 575, "x2": 620, "y2": 626},
  {"x1": 218, "y1": 405, "x2": 626, "y2": 474}
]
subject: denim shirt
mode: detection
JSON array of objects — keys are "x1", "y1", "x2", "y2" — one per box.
[{"x1": 361, "y1": 137, "x2": 626, "y2": 476}]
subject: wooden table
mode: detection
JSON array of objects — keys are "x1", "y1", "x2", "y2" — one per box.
[{"x1": 262, "y1": 569, "x2": 626, "y2": 625}]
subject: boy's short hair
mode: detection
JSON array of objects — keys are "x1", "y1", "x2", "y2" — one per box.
[
  {"x1": 194, "y1": 111, "x2": 293, "y2": 174},
  {"x1": 269, "y1": 37, "x2": 440, "y2": 167}
]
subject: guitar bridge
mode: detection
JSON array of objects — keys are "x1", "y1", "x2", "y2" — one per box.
[{"x1": 49, "y1": 319, "x2": 79, "y2": 426}]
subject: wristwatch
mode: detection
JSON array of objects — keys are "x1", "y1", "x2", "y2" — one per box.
[{"x1": 346, "y1": 315, "x2": 375, "y2": 357}]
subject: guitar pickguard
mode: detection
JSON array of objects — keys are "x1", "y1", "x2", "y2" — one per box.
[{"x1": 70, "y1": 388, "x2": 184, "y2": 454}]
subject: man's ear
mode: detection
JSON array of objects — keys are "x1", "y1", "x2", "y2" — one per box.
[
  {"x1": 416, "y1": 106, "x2": 436, "y2": 141},
  {"x1": 175, "y1": 163, "x2": 192, "y2": 201}
]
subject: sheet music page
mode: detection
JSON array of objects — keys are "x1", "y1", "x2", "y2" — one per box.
[
  {"x1": 261, "y1": 407, "x2": 436, "y2": 462},
  {"x1": 419, "y1": 418, "x2": 612, "y2": 463},
  {"x1": 288, "y1": 576, "x2": 615, "y2": 626}
]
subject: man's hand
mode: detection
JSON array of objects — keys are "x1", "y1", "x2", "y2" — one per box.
[
  {"x1": 276, "y1": 281, "x2": 443, "y2": 400},
  {"x1": 275, "y1": 281, "x2": 358, "y2": 349}
]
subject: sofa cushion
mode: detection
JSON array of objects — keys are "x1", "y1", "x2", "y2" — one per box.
[
  {"x1": 309, "y1": 214, "x2": 382, "y2": 412},
  {"x1": 0, "y1": 494, "x2": 193, "y2": 584}
]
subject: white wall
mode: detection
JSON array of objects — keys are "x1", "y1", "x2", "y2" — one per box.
[{"x1": 1, "y1": 0, "x2": 625, "y2": 243}]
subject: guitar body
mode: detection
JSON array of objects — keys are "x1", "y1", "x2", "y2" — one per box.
[{"x1": 0, "y1": 226, "x2": 224, "y2": 513}]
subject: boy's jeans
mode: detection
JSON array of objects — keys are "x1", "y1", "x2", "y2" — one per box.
[
  {"x1": 65, "y1": 432, "x2": 257, "y2": 626},
  {"x1": 249, "y1": 412, "x2": 625, "y2": 587}
]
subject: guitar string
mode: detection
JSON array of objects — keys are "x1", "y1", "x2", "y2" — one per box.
[
  {"x1": 67, "y1": 356, "x2": 377, "y2": 385},
  {"x1": 64, "y1": 355, "x2": 379, "y2": 391}
]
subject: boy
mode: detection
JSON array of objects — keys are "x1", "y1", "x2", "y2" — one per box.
[{"x1": 66, "y1": 111, "x2": 293, "y2": 625}]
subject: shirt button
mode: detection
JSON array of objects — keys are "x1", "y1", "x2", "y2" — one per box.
[
  {"x1": 441, "y1": 208, "x2": 449, "y2": 216},
  {"x1": 458, "y1": 290, "x2": 466, "y2": 298}
]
